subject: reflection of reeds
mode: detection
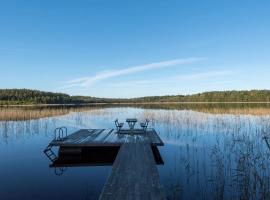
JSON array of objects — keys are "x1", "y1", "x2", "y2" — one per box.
[
  {"x1": 263, "y1": 136, "x2": 270, "y2": 150},
  {"x1": 137, "y1": 109, "x2": 270, "y2": 199},
  {"x1": 127, "y1": 103, "x2": 270, "y2": 116}
]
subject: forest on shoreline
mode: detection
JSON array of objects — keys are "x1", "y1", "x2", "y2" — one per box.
[{"x1": 0, "y1": 89, "x2": 270, "y2": 105}]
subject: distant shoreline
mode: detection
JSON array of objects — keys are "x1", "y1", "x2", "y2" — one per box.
[
  {"x1": 1, "y1": 102, "x2": 270, "y2": 107},
  {"x1": 1, "y1": 89, "x2": 270, "y2": 105}
]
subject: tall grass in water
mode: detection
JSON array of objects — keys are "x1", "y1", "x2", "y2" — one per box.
[
  {"x1": 0, "y1": 107, "x2": 70, "y2": 121},
  {"x1": 198, "y1": 107, "x2": 270, "y2": 115},
  {"x1": 133, "y1": 103, "x2": 270, "y2": 116},
  {"x1": 1, "y1": 104, "x2": 270, "y2": 121},
  {"x1": 139, "y1": 109, "x2": 270, "y2": 199},
  {"x1": 0, "y1": 106, "x2": 125, "y2": 121}
]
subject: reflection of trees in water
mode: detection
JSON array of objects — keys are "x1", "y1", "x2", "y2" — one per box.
[{"x1": 131, "y1": 103, "x2": 270, "y2": 115}]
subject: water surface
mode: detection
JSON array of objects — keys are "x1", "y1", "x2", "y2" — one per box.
[{"x1": 0, "y1": 106, "x2": 270, "y2": 199}]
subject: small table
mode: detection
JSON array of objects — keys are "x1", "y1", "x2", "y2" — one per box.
[{"x1": 126, "y1": 118, "x2": 138, "y2": 130}]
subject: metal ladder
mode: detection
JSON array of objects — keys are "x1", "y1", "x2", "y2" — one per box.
[
  {"x1": 54, "y1": 126, "x2": 68, "y2": 141},
  {"x1": 54, "y1": 167, "x2": 67, "y2": 176},
  {"x1": 44, "y1": 127, "x2": 68, "y2": 162},
  {"x1": 43, "y1": 144, "x2": 58, "y2": 162}
]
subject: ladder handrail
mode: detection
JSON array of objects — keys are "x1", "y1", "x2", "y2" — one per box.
[
  {"x1": 54, "y1": 127, "x2": 68, "y2": 140},
  {"x1": 43, "y1": 144, "x2": 58, "y2": 162},
  {"x1": 54, "y1": 167, "x2": 67, "y2": 176},
  {"x1": 60, "y1": 126, "x2": 67, "y2": 137}
]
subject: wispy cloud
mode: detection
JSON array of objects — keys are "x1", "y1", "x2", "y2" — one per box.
[
  {"x1": 108, "y1": 70, "x2": 234, "y2": 87},
  {"x1": 171, "y1": 70, "x2": 233, "y2": 81},
  {"x1": 62, "y1": 57, "x2": 205, "y2": 89}
]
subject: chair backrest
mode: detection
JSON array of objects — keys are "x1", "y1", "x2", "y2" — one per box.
[
  {"x1": 115, "y1": 119, "x2": 119, "y2": 126},
  {"x1": 145, "y1": 119, "x2": 149, "y2": 126}
]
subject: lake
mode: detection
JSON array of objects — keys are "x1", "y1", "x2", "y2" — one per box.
[{"x1": 0, "y1": 105, "x2": 270, "y2": 200}]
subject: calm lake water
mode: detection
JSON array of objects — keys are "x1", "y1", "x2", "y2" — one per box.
[{"x1": 0, "y1": 106, "x2": 270, "y2": 200}]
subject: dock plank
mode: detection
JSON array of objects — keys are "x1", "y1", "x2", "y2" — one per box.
[
  {"x1": 94, "y1": 129, "x2": 114, "y2": 142},
  {"x1": 102, "y1": 131, "x2": 119, "y2": 143},
  {"x1": 98, "y1": 129, "x2": 116, "y2": 143},
  {"x1": 99, "y1": 138, "x2": 165, "y2": 200},
  {"x1": 50, "y1": 129, "x2": 164, "y2": 147},
  {"x1": 63, "y1": 129, "x2": 94, "y2": 144},
  {"x1": 76, "y1": 129, "x2": 105, "y2": 144}
]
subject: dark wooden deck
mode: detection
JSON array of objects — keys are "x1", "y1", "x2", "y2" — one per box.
[
  {"x1": 99, "y1": 139, "x2": 166, "y2": 200},
  {"x1": 50, "y1": 128, "x2": 164, "y2": 147},
  {"x1": 47, "y1": 128, "x2": 165, "y2": 199}
]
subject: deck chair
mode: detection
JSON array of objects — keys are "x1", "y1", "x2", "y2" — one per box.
[
  {"x1": 140, "y1": 119, "x2": 149, "y2": 132},
  {"x1": 115, "y1": 119, "x2": 124, "y2": 131}
]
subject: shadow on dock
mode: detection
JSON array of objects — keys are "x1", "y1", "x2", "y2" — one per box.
[{"x1": 49, "y1": 146, "x2": 164, "y2": 168}]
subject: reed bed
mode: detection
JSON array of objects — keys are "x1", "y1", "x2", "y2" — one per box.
[
  {"x1": 0, "y1": 107, "x2": 70, "y2": 121},
  {"x1": 131, "y1": 103, "x2": 270, "y2": 116},
  {"x1": 197, "y1": 107, "x2": 270, "y2": 115},
  {"x1": 136, "y1": 109, "x2": 270, "y2": 199},
  {"x1": 1, "y1": 104, "x2": 270, "y2": 121}
]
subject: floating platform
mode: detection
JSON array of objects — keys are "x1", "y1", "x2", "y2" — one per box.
[
  {"x1": 49, "y1": 128, "x2": 164, "y2": 147},
  {"x1": 45, "y1": 127, "x2": 165, "y2": 199}
]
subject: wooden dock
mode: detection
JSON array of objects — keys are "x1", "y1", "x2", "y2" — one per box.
[
  {"x1": 47, "y1": 128, "x2": 165, "y2": 199},
  {"x1": 99, "y1": 139, "x2": 166, "y2": 200},
  {"x1": 50, "y1": 128, "x2": 164, "y2": 147}
]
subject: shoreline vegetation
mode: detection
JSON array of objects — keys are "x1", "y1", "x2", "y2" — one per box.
[
  {"x1": 0, "y1": 103, "x2": 270, "y2": 121},
  {"x1": 0, "y1": 107, "x2": 70, "y2": 121},
  {"x1": 0, "y1": 101, "x2": 270, "y2": 107},
  {"x1": 0, "y1": 89, "x2": 270, "y2": 120},
  {"x1": 0, "y1": 89, "x2": 270, "y2": 105}
]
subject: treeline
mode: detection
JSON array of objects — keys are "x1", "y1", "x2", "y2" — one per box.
[
  {"x1": 132, "y1": 90, "x2": 270, "y2": 103},
  {"x1": 0, "y1": 89, "x2": 270, "y2": 105},
  {"x1": 0, "y1": 89, "x2": 125, "y2": 104},
  {"x1": 0, "y1": 89, "x2": 73, "y2": 104}
]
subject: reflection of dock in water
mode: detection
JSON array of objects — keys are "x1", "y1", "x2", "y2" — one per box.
[{"x1": 44, "y1": 128, "x2": 165, "y2": 199}]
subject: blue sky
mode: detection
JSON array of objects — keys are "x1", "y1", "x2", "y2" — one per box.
[{"x1": 0, "y1": 0, "x2": 270, "y2": 98}]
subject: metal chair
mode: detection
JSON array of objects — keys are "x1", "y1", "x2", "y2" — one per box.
[
  {"x1": 140, "y1": 119, "x2": 149, "y2": 132},
  {"x1": 115, "y1": 119, "x2": 124, "y2": 131}
]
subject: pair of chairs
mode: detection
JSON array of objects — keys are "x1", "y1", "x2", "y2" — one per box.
[{"x1": 114, "y1": 119, "x2": 149, "y2": 132}]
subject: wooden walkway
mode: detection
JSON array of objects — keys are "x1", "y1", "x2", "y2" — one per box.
[
  {"x1": 47, "y1": 128, "x2": 165, "y2": 199},
  {"x1": 50, "y1": 128, "x2": 164, "y2": 147},
  {"x1": 99, "y1": 138, "x2": 166, "y2": 200}
]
